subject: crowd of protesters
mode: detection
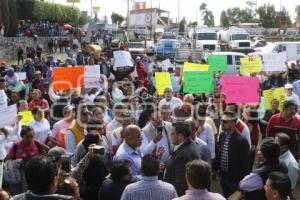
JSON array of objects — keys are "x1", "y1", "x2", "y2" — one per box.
[{"x1": 0, "y1": 36, "x2": 299, "y2": 200}]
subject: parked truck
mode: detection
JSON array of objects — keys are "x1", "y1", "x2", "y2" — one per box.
[
  {"x1": 218, "y1": 27, "x2": 252, "y2": 52},
  {"x1": 193, "y1": 27, "x2": 220, "y2": 51}
]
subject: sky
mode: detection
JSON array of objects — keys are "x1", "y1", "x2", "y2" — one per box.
[{"x1": 55, "y1": 0, "x2": 299, "y2": 25}]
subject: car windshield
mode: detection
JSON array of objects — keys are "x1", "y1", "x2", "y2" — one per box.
[
  {"x1": 197, "y1": 33, "x2": 217, "y2": 40},
  {"x1": 231, "y1": 34, "x2": 249, "y2": 40},
  {"x1": 128, "y1": 43, "x2": 144, "y2": 48}
]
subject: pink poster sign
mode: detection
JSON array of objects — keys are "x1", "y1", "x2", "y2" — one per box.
[{"x1": 221, "y1": 75, "x2": 259, "y2": 103}]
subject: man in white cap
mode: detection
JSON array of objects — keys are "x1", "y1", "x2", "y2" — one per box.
[{"x1": 284, "y1": 83, "x2": 300, "y2": 106}]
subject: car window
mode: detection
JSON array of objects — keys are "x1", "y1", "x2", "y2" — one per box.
[
  {"x1": 235, "y1": 56, "x2": 244, "y2": 65},
  {"x1": 227, "y1": 55, "x2": 233, "y2": 65}
]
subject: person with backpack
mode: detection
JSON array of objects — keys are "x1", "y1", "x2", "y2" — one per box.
[{"x1": 5, "y1": 126, "x2": 49, "y2": 195}]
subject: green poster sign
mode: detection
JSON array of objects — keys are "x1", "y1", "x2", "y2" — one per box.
[
  {"x1": 183, "y1": 71, "x2": 214, "y2": 93},
  {"x1": 208, "y1": 55, "x2": 228, "y2": 72}
]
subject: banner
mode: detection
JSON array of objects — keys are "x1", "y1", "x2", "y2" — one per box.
[
  {"x1": 16, "y1": 72, "x2": 26, "y2": 81},
  {"x1": 262, "y1": 52, "x2": 287, "y2": 71},
  {"x1": 19, "y1": 111, "x2": 34, "y2": 125},
  {"x1": 52, "y1": 66, "x2": 84, "y2": 91},
  {"x1": 183, "y1": 62, "x2": 209, "y2": 71},
  {"x1": 0, "y1": 90, "x2": 7, "y2": 109},
  {"x1": 155, "y1": 72, "x2": 172, "y2": 96},
  {"x1": 0, "y1": 104, "x2": 17, "y2": 128},
  {"x1": 183, "y1": 71, "x2": 214, "y2": 93},
  {"x1": 84, "y1": 65, "x2": 101, "y2": 89},
  {"x1": 263, "y1": 87, "x2": 286, "y2": 111},
  {"x1": 113, "y1": 51, "x2": 133, "y2": 67},
  {"x1": 208, "y1": 55, "x2": 227, "y2": 72},
  {"x1": 221, "y1": 75, "x2": 260, "y2": 103},
  {"x1": 240, "y1": 56, "x2": 262, "y2": 74}
]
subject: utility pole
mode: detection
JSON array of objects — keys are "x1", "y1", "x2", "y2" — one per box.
[
  {"x1": 177, "y1": 0, "x2": 180, "y2": 24},
  {"x1": 151, "y1": 0, "x2": 153, "y2": 40},
  {"x1": 127, "y1": 0, "x2": 130, "y2": 27}
]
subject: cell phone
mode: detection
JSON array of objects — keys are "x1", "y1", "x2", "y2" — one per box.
[
  {"x1": 89, "y1": 145, "x2": 105, "y2": 155},
  {"x1": 157, "y1": 126, "x2": 163, "y2": 132},
  {"x1": 61, "y1": 155, "x2": 71, "y2": 173}
]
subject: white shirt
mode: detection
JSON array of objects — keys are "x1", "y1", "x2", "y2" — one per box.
[
  {"x1": 197, "y1": 123, "x2": 216, "y2": 159},
  {"x1": 286, "y1": 93, "x2": 300, "y2": 106},
  {"x1": 28, "y1": 118, "x2": 51, "y2": 144},
  {"x1": 106, "y1": 119, "x2": 122, "y2": 153},
  {"x1": 0, "y1": 123, "x2": 22, "y2": 160},
  {"x1": 51, "y1": 119, "x2": 74, "y2": 141},
  {"x1": 141, "y1": 123, "x2": 171, "y2": 164},
  {"x1": 159, "y1": 97, "x2": 183, "y2": 111}
]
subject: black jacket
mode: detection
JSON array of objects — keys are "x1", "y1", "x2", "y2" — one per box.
[
  {"x1": 164, "y1": 138, "x2": 201, "y2": 196},
  {"x1": 217, "y1": 131, "x2": 250, "y2": 182},
  {"x1": 11, "y1": 191, "x2": 72, "y2": 200},
  {"x1": 98, "y1": 179, "x2": 131, "y2": 200}
]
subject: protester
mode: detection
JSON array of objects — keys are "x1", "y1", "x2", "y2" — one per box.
[
  {"x1": 121, "y1": 155, "x2": 178, "y2": 200},
  {"x1": 98, "y1": 160, "x2": 132, "y2": 200},
  {"x1": 173, "y1": 160, "x2": 225, "y2": 200},
  {"x1": 264, "y1": 172, "x2": 291, "y2": 200},
  {"x1": 164, "y1": 122, "x2": 201, "y2": 196}
]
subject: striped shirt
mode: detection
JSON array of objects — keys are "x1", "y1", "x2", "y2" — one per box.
[
  {"x1": 220, "y1": 134, "x2": 231, "y2": 172},
  {"x1": 121, "y1": 176, "x2": 178, "y2": 200}
]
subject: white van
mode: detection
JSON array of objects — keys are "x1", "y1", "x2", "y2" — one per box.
[
  {"x1": 252, "y1": 42, "x2": 300, "y2": 61},
  {"x1": 210, "y1": 52, "x2": 247, "y2": 74}
]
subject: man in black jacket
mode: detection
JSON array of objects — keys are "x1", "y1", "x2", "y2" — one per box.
[
  {"x1": 217, "y1": 111, "x2": 250, "y2": 198},
  {"x1": 164, "y1": 122, "x2": 201, "y2": 196}
]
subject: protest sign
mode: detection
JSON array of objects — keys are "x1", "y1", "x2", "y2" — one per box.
[
  {"x1": 19, "y1": 111, "x2": 34, "y2": 125},
  {"x1": 84, "y1": 65, "x2": 101, "y2": 89},
  {"x1": 240, "y1": 56, "x2": 262, "y2": 74},
  {"x1": 113, "y1": 51, "x2": 133, "y2": 67},
  {"x1": 162, "y1": 59, "x2": 174, "y2": 71},
  {"x1": 155, "y1": 72, "x2": 172, "y2": 96},
  {"x1": 183, "y1": 62, "x2": 209, "y2": 71},
  {"x1": 0, "y1": 104, "x2": 17, "y2": 128},
  {"x1": 221, "y1": 75, "x2": 259, "y2": 103},
  {"x1": 263, "y1": 87, "x2": 286, "y2": 111},
  {"x1": 183, "y1": 71, "x2": 214, "y2": 93},
  {"x1": 262, "y1": 52, "x2": 286, "y2": 71},
  {"x1": 16, "y1": 72, "x2": 27, "y2": 81},
  {"x1": 208, "y1": 55, "x2": 227, "y2": 72},
  {"x1": 0, "y1": 90, "x2": 7, "y2": 109},
  {"x1": 52, "y1": 66, "x2": 84, "y2": 91}
]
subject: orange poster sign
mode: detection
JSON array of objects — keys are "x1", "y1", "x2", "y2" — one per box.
[{"x1": 52, "y1": 66, "x2": 84, "y2": 91}]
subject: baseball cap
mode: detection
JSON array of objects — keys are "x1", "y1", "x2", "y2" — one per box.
[
  {"x1": 5, "y1": 66, "x2": 14, "y2": 73},
  {"x1": 136, "y1": 56, "x2": 141, "y2": 60},
  {"x1": 34, "y1": 70, "x2": 42, "y2": 75},
  {"x1": 48, "y1": 147, "x2": 72, "y2": 161},
  {"x1": 284, "y1": 84, "x2": 293, "y2": 89}
]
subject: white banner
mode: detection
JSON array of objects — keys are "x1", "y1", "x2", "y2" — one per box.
[
  {"x1": 162, "y1": 59, "x2": 174, "y2": 71},
  {"x1": 0, "y1": 90, "x2": 7, "y2": 109},
  {"x1": 0, "y1": 104, "x2": 17, "y2": 128},
  {"x1": 113, "y1": 51, "x2": 133, "y2": 67},
  {"x1": 263, "y1": 52, "x2": 287, "y2": 72},
  {"x1": 84, "y1": 65, "x2": 101, "y2": 89}
]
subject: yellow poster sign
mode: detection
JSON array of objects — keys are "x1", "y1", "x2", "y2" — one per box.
[
  {"x1": 263, "y1": 87, "x2": 286, "y2": 111},
  {"x1": 18, "y1": 111, "x2": 33, "y2": 125},
  {"x1": 240, "y1": 56, "x2": 262, "y2": 74},
  {"x1": 155, "y1": 72, "x2": 172, "y2": 96},
  {"x1": 183, "y1": 62, "x2": 209, "y2": 72}
]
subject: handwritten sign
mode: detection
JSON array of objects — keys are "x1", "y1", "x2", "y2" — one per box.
[
  {"x1": 16, "y1": 72, "x2": 26, "y2": 81},
  {"x1": 52, "y1": 66, "x2": 84, "y2": 91},
  {"x1": 113, "y1": 51, "x2": 133, "y2": 67},
  {"x1": 162, "y1": 59, "x2": 174, "y2": 71},
  {"x1": 221, "y1": 75, "x2": 259, "y2": 103},
  {"x1": 263, "y1": 87, "x2": 286, "y2": 111},
  {"x1": 183, "y1": 62, "x2": 209, "y2": 71},
  {"x1": 240, "y1": 56, "x2": 262, "y2": 74},
  {"x1": 19, "y1": 111, "x2": 34, "y2": 125},
  {"x1": 183, "y1": 71, "x2": 214, "y2": 93},
  {"x1": 262, "y1": 52, "x2": 286, "y2": 71},
  {"x1": 208, "y1": 55, "x2": 227, "y2": 72},
  {"x1": 155, "y1": 72, "x2": 172, "y2": 96},
  {"x1": 0, "y1": 90, "x2": 7, "y2": 109},
  {"x1": 84, "y1": 65, "x2": 101, "y2": 89},
  {"x1": 0, "y1": 104, "x2": 17, "y2": 128}
]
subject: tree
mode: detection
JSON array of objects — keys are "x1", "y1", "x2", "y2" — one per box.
[
  {"x1": 296, "y1": 5, "x2": 300, "y2": 18},
  {"x1": 275, "y1": 7, "x2": 292, "y2": 28},
  {"x1": 220, "y1": 11, "x2": 229, "y2": 27},
  {"x1": 7, "y1": 0, "x2": 17, "y2": 36},
  {"x1": 199, "y1": 3, "x2": 214, "y2": 27},
  {"x1": 111, "y1": 12, "x2": 124, "y2": 25},
  {"x1": 179, "y1": 17, "x2": 186, "y2": 35},
  {"x1": 257, "y1": 4, "x2": 276, "y2": 28},
  {"x1": 1, "y1": 0, "x2": 10, "y2": 36}
]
